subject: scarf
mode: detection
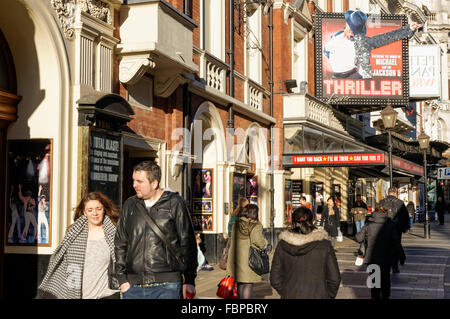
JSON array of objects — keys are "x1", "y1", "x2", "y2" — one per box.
[{"x1": 37, "y1": 215, "x2": 116, "y2": 299}]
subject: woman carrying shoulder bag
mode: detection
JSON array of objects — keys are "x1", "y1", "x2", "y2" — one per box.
[
  {"x1": 226, "y1": 204, "x2": 267, "y2": 299},
  {"x1": 36, "y1": 192, "x2": 120, "y2": 299}
]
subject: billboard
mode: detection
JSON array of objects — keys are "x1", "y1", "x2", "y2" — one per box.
[
  {"x1": 409, "y1": 45, "x2": 441, "y2": 98},
  {"x1": 315, "y1": 12, "x2": 410, "y2": 106}
]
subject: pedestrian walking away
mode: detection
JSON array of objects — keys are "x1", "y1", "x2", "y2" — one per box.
[
  {"x1": 270, "y1": 206, "x2": 341, "y2": 299},
  {"x1": 355, "y1": 206, "x2": 403, "y2": 299},
  {"x1": 115, "y1": 161, "x2": 198, "y2": 299},
  {"x1": 406, "y1": 201, "x2": 415, "y2": 231},
  {"x1": 435, "y1": 196, "x2": 446, "y2": 225},
  {"x1": 226, "y1": 204, "x2": 267, "y2": 299},
  {"x1": 379, "y1": 187, "x2": 409, "y2": 273},
  {"x1": 36, "y1": 192, "x2": 120, "y2": 299}
]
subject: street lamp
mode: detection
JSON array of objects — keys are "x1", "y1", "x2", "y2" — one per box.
[
  {"x1": 418, "y1": 131, "x2": 431, "y2": 239},
  {"x1": 380, "y1": 104, "x2": 398, "y2": 187}
]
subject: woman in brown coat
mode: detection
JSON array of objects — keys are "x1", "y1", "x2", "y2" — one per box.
[
  {"x1": 270, "y1": 206, "x2": 341, "y2": 299},
  {"x1": 226, "y1": 204, "x2": 267, "y2": 299}
]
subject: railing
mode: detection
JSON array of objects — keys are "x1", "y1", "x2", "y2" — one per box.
[
  {"x1": 197, "y1": 49, "x2": 229, "y2": 93},
  {"x1": 283, "y1": 93, "x2": 364, "y2": 139},
  {"x1": 246, "y1": 79, "x2": 264, "y2": 111}
]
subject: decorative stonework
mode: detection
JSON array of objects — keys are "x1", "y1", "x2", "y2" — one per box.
[
  {"x1": 79, "y1": 0, "x2": 112, "y2": 25},
  {"x1": 50, "y1": 0, "x2": 112, "y2": 40},
  {"x1": 50, "y1": 0, "x2": 76, "y2": 40}
]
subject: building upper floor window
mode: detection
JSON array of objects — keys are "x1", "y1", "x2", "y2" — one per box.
[
  {"x1": 184, "y1": 0, "x2": 192, "y2": 18},
  {"x1": 292, "y1": 23, "x2": 308, "y2": 93},
  {"x1": 203, "y1": 0, "x2": 225, "y2": 60},
  {"x1": 246, "y1": 5, "x2": 262, "y2": 84}
]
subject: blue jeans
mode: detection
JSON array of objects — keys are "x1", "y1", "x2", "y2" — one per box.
[
  {"x1": 410, "y1": 217, "x2": 414, "y2": 229},
  {"x1": 355, "y1": 220, "x2": 365, "y2": 234},
  {"x1": 121, "y1": 282, "x2": 182, "y2": 299}
]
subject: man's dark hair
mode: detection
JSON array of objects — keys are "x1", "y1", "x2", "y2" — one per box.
[
  {"x1": 133, "y1": 161, "x2": 161, "y2": 183},
  {"x1": 300, "y1": 196, "x2": 307, "y2": 202},
  {"x1": 239, "y1": 204, "x2": 259, "y2": 221},
  {"x1": 387, "y1": 187, "x2": 398, "y2": 195}
]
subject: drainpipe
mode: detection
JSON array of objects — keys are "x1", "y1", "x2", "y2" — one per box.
[
  {"x1": 228, "y1": 0, "x2": 235, "y2": 128},
  {"x1": 269, "y1": 4, "x2": 275, "y2": 248},
  {"x1": 182, "y1": 83, "x2": 191, "y2": 202}
]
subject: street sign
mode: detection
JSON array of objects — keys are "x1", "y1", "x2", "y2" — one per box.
[{"x1": 437, "y1": 167, "x2": 450, "y2": 179}]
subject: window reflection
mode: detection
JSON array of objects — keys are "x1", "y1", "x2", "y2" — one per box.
[
  {"x1": 284, "y1": 126, "x2": 303, "y2": 153},
  {"x1": 303, "y1": 126, "x2": 323, "y2": 153},
  {"x1": 323, "y1": 134, "x2": 344, "y2": 153}
]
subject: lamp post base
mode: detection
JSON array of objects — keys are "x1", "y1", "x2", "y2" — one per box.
[{"x1": 424, "y1": 222, "x2": 431, "y2": 239}]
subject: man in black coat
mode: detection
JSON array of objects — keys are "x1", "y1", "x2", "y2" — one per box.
[
  {"x1": 379, "y1": 187, "x2": 409, "y2": 273},
  {"x1": 356, "y1": 206, "x2": 402, "y2": 299},
  {"x1": 115, "y1": 161, "x2": 198, "y2": 299},
  {"x1": 435, "y1": 196, "x2": 446, "y2": 226}
]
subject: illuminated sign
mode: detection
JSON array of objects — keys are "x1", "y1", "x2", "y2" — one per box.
[
  {"x1": 409, "y1": 45, "x2": 441, "y2": 98},
  {"x1": 315, "y1": 12, "x2": 410, "y2": 106},
  {"x1": 291, "y1": 153, "x2": 384, "y2": 165}
]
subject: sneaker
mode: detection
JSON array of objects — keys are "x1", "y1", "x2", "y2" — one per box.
[{"x1": 201, "y1": 265, "x2": 214, "y2": 271}]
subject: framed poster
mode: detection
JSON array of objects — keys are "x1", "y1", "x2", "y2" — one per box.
[
  {"x1": 89, "y1": 128, "x2": 122, "y2": 208},
  {"x1": 6, "y1": 139, "x2": 52, "y2": 246},
  {"x1": 246, "y1": 175, "x2": 258, "y2": 205},
  {"x1": 192, "y1": 168, "x2": 213, "y2": 231},
  {"x1": 285, "y1": 179, "x2": 293, "y2": 225},
  {"x1": 291, "y1": 180, "x2": 303, "y2": 208},
  {"x1": 232, "y1": 173, "x2": 246, "y2": 210},
  {"x1": 315, "y1": 182, "x2": 324, "y2": 204},
  {"x1": 315, "y1": 12, "x2": 409, "y2": 107}
]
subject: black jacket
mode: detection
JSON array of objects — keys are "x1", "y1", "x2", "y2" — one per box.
[
  {"x1": 379, "y1": 196, "x2": 410, "y2": 233},
  {"x1": 355, "y1": 211, "x2": 402, "y2": 266},
  {"x1": 270, "y1": 229, "x2": 341, "y2": 299},
  {"x1": 320, "y1": 205, "x2": 340, "y2": 237},
  {"x1": 114, "y1": 191, "x2": 198, "y2": 286},
  {"x1": 435, "y1": 200, "x2": 446, "y2": 213}
]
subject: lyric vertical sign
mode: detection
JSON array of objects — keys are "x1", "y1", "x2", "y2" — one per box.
[{"x1": 89, "y1": 129, "x2": 122, "y2": 207}]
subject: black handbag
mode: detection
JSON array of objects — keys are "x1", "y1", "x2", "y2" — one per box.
[{"x1": 248, "y1": 245, "x2": 270, "y2": 276}]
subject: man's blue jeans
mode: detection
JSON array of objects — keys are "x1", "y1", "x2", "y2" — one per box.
[
  {"x1": 121, "y1": 282, "x2": 182, "y2": 299},
  {"x1": 355, "y1": 220, "x2": 365, "y2": 234}
]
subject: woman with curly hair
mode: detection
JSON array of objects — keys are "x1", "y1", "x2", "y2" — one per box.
[{"x1": 37, "y1": 192, "x2": 120, "y2": 299}]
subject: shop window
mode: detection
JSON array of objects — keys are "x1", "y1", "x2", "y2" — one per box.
[
  {"x1": 284, "y1": 125, "x2": 304, "y2": 153},
  {"x1": 303, "y1": 126, "x2": 324, "y2": 153},
  {"x1": 323, "y1": 134, "x2": 344, "y2": 153},
  {"x1": 343, "y1": 141, "x2": 366, "y2": 153}
]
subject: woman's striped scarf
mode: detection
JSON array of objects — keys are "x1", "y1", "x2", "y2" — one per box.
[{"x1": 37, "y1": 215, "x2": 116, "y2": 299}]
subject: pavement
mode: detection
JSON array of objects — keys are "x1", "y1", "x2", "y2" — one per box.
[{"x1": 194, "y1": 214, "x2": 450, "y2": 299}]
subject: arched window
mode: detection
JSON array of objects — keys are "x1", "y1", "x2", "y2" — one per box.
[{"x1": 0, "y1": 29, "x2": 17, "y2": 94}]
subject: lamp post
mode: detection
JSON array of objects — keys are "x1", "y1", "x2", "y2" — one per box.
[
  {"x1": 418, "y1": 132, "x2": 431, "y2": 239},
  {"x1": 380, "y1": 104, "x2": 398, "y2": 187}
]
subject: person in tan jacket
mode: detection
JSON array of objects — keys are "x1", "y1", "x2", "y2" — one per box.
[{"x1": 226, "y1": 204, "x2": 267, "y2": 299}]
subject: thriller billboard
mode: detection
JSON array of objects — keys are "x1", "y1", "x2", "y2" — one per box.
[{"x1": 315, "y1": 12, "x2": 410, "y2": 107}]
